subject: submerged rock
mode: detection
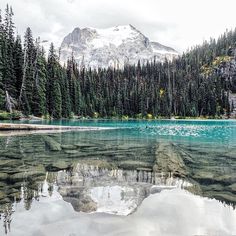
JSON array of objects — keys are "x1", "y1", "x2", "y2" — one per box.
[
  {"x1": 74, "y1": 143, "x2": 96, "y2": 148},
  {"x1": 0, "y1": 151, "x2": 22, "y2": 159},
  {"x1": 64, "y1": 150, "x2": 78, "y2": 154},
  {"x1": 46, "y1": 161, "x2": 70, "y2": 171},
  {"x1": 204, "y1": 191, "x2": 236, "y2": 204},
  {"x1": 42, "y1": 136, "x2": 61, "y2": 151},
  {"x1": 153, "y1": 143, "x2": 188, "y2": 178},
  {"x1": 193, "y1": 171, "x2": 215, "y2": 184},
  {"x1": 228, "y1": 183, "x2": 236, "y2": 193},
  {"x1": 0, "y1": 191, "x2": 7, "y2": 201},
  {"x1": 0, "y1": 160, "x2": 21, "y2": 168},
  {"x1": 9, "y1": 170, "x2": 45, "y2": 183},
  {"x1": 193, "y1": 172, "x2": 236, "y2": 185},
  {"x1": 0, "y1": 173, "x2": 9, "y2": 181},
  {"x1": 201, "y1": 184, "x2": 225, "y2": 192},
  {"x1": 215, "y1": 174, "x2": 236, "y2": 185},
  {"x1": 61, "y1": 145, "x2": 77, "y2": 150}
]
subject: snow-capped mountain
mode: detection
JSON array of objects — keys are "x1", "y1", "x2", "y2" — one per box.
[{"x1": 60, "y1": 24, "x2": 178, "y2": 68}]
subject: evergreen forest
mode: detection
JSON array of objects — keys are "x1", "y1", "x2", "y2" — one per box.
[{"x1": 1, "y1": 5, "x2": 236, "y2": 119}]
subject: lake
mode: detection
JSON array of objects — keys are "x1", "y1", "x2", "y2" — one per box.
[{"x1": 0, "y1": 119, "x2": 236, "y2": 235}]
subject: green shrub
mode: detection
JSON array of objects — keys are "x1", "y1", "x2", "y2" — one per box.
[
  {"x1": 0, "y1": 111, "x2": 9, "y2": 120},
  {"x1": 135, "y1": 113, "x2": 143, "y2": 119},
  {"x1": 121, "y1": 115, "x2": 129, "y2": 120},
  {"x1": 146, "y1": 114, "x2": 153, "y2": 119},
  {"x1": 0, "y1": 111, "x2": 22, "y2": 120},
  {"x1": 93, "y1": 112, "x2": 99, "y2": 119}
]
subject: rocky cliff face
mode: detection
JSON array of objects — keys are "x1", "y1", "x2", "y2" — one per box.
[
  {"x1": 201, "y1": 47, "x2": 236, "y2": 117},
  {"x1": 215, "y1": 49, "x2": 236, "y2": 117},
  {"x1": 60, "y1": 24, "x2": 178, "y2": 68}
]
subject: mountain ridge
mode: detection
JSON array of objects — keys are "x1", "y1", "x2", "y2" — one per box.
[{"x1": 60, "y1": 24, "x2": 178, "y2": 68}]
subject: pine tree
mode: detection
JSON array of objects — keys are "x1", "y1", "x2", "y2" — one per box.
[
  {"x1": 0, "y1": 9, "x2": 5, "y2": 110},
  {"x1": 31, "y1": 42, "x2": 47, "y2": 116},
  {"x1": 51, "y1": 80, "x2": 62, "y2": 119},
  {"x1": 3, "y1": 5, "x2": 16, "y2": 100},
  {"x1": 60, "y1": 67, "x2": 71, "y2": 118},
  {"x1": 47, "y1": 43, "x2": 63, "y2": 118},
  {"x1": 67, "y1": 57, "x2": 81, "y2": 115},
  {"x1": 0, "y1": 61, "x2": 4, "y2": 110},
  {"x1": 47, "y1": 43, "x2": 57, "y2": 116},
  {"x1": 13, "y1": 35, "x2": 23, "y2": 98},
  {"x1": 19, "y1": 27, "x2": 36, "y2": 115}
]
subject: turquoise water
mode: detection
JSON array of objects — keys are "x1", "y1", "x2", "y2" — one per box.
[
  {"x1": 0, "y1": 119, "x2": 236, "y2": 235},
  {"x1": 4, "y1": 119, "x2": 236, "y2": 143}
]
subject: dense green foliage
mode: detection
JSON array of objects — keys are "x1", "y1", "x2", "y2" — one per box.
[{"x1": 0, "y1": 5, "x2": 235, "y2": 119}]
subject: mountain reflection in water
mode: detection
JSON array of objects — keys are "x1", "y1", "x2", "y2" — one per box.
[{"x1": 57, "y1": 163, "x2": 190, "y2": 215}]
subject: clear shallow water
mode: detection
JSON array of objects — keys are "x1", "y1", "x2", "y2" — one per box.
[{"x1": 0, "y1": 120, "x2": 236, "y2": 235}]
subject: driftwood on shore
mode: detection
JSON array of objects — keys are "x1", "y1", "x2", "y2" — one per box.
[
  {"x1": 0, "y1": 123, "x2": 93, "y2": 131},
  {"x1": 0, "y1": 123, "x2": 109, "y2": 137}
]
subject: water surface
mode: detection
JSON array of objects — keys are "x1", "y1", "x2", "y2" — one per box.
[{"x1": 0, "y1": 120, "x2": 236, "y2": 235}]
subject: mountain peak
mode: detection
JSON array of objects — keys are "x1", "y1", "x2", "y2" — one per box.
[{"x1": 60, "y1": 25, "x2": 178, "y2": 68}]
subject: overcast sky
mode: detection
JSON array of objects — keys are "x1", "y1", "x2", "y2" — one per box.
[{"x1": 1, "y1": 0, "x2": 236, "y2": 52}]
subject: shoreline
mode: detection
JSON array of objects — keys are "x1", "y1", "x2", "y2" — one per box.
[
  {"x1": 0, "y1": 123, "x2": 112, "y2": 136},
  {"x1": 1, "y1": 116, "x2": 236, "y2": 122}
]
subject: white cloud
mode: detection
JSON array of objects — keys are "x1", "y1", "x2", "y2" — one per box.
[{"x1": 1, "y1": 0, "x2": 236, "y2": 52}]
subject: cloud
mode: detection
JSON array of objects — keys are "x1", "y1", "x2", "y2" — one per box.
[{"x1": 1, "y1": 0, "x2": 236, "y2": 52}]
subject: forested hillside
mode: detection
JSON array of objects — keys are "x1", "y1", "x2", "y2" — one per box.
[{"x1": 0, "y1": 5, "x2": 236, "y2": 119}]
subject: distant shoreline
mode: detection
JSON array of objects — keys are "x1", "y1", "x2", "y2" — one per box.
[
  {"x1": 1, "y1": 116, "x2": 235, "y2": 122},
  {"x1": 3, "y1": 117, "x2": 236, "y2": 121}
]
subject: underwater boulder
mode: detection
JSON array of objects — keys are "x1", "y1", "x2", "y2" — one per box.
[
  {"x1": 42, "y1": 136, "x2": 62, "y2": 151},
  {"x1": 153, "y1": 142, "x2": 188, "y2": 178}
]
